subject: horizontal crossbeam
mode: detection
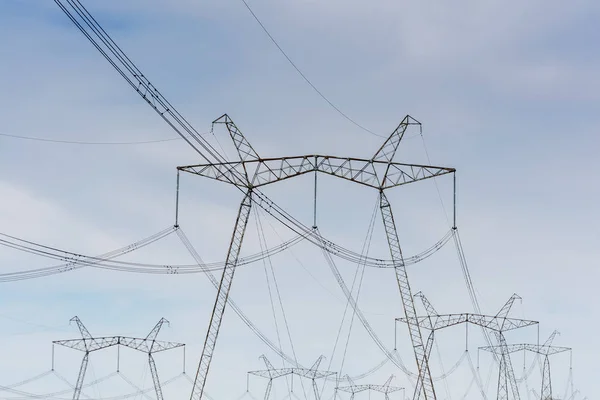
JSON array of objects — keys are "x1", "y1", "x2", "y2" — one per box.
[
  {"x1": 54, "y1": 336, "x2": 184, "y2": 353},
  {"x1": 248, "y1": 368, "x2": 336, "y2": 380},
  {"x1": 337, "y1": 385, "x2": 404, "y2": 394},
  {"x1": 179, "y1": 155, "x2": 454, "y2": 190},
  {"x1": 396, "y1": 313, "x2": 538, "y2": 332},
  {"x1": 480, "y1": 343, "x2": 571, "y2": 356}
]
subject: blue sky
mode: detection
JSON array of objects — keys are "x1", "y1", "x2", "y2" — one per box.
[{"x1": 0, "y1": 0, "x2": 598, "y2": 399}]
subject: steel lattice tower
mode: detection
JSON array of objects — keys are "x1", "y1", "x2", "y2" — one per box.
[
  {"x1": 53, "y1": 317, "x2": 184, "y2": 400},
  {"x1": 248, "y1": 355, "x2": 335, "y2": 400},
  {"x1": 44, "y1": 5, "x2": 459, "y2": 399},
  {"x1": 396, "y1": 293, "x2": 538, "y2": 400},
  {"x1": 178, "y1": 114, "x2": 456, "y2": 400},
  {"x1": 337, "y1": 375, "x2": 404, "y2": 400},
  {"x1": 480, "y1": 330, "x2": 571, "y2": 400}
]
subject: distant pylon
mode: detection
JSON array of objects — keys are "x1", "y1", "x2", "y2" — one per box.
[
  {"x1": 247, "y1": 355, "x2": 335, "y2": 400},
  {"x1": 336, "y1": 374, "x2": 404, "y2": 400},
  {"x1": 53, "y1": 316, "x2": 184, "y2": 400},
  {"x1": 480, "y1": 330, "x2": 571, "y2": 400},
  {"x1": 396, "y1": 293, "x2": 538, "y2": 400}
]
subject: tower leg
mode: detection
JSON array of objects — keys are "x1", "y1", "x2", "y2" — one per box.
[
  {"x1": 190, "y1": 191, "x2": 253, "y2": 400},
  {"x1": 495, "y1": 333, "x2": 520, "y2": 400},
  {"x1": 497, "y1": 350, "x2": 508, "y2": 400},
  {"x1": 265, "y1": 379, "x2": 273, "y2": 400},
  {"x1": 312, "y1": 379, "x2": 320, "y2": 400},
  {"x1": 541, "y1": 355, "x2": 552, "y2": 400},
  {"x1": 414, "y1": 330, "x2": 435, "y2": 400},
  {"x1": 73, "y1": 352, "x2": 89, "y2": 400},
  {"x1": 379, "y1": 191, "x2": 435, "y2": 400},
  {"x1": 149, "y1": 353, "x2": 164, "y2": 400}
]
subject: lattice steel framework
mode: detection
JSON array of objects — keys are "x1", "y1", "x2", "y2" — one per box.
[
  {"x1": 480, "y1": 330, "x2": 571, "y2": 400},
  {"x1": 337, "y1": 375, "x2": 404, "y2": 400},
  {"x1": 396, "y1": 293, "x2": 538, "y2": 400},
  {"x1": 54, "y1": 316, "x2": 184, "y2": 400},
  {"x1": 248, "y1": 355, "x2": 335, "y2": 400},
  {"x1": 179, "y1": 114, "x2": 455, "y2": 400},
  {"x1": 46, "y1": 6, "x2": 456, "y2": 400}
]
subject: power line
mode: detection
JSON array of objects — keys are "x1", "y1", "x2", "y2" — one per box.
[
  {"x1": 0, "y1": 132, "x2": 183, "y2": 145},
  {"x1": 238, "y1": 0, "x2": 385, "y2": 138}
]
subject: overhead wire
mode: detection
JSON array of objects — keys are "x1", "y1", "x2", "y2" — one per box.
[
  {"x1": 253, "y1": 207, "x2": 292, "y2": 395},
  {"x1": 315, "y1": 224, "x2": 415, "y2": 389},
  {"x1": 177, "y1": 225, "x2": 401, "y2": 383},
  {"x1": 465, "y1": 351, "x2": 488, "y2": 400},
  {"x1": 236, "y1": 0, "x2": 384, "y2": 138},
  {"x1": 47, "y1": 3, "x2": 491, "y2": 397},
  {"x1": 328, "y1": 196, "x2": 378, "y2": 391},
  {"x1": 419, "y1": 125, "x2": 501, "y2": 373},
  {"x1": 0, "y1": 372, "x2": 184, "y2": 400},
  {"x1": 434, "y1": 339, "x2": 452, "y2": 400},
  {"x1": 0, "y1": 225, "x2": 452, "y2": 282},
  {"x1": 254, "y1": 207, "x2": 308, "y2": 400},
  {"x1": 55, "y1": 0, "x2": 433, "y2": 270},
  {"x1": 0, "y1": 132, "x2": 183, "y2": 145}
]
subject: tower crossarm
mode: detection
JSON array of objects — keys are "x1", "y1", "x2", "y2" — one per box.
[
  {"x1": 248, "y1": 369, "x2": 293, "y2": 379},
  {"x1": 179, "y1": 156, "x2": 454, "y2": 190},
  {"x1": 248, "y1": 368, "x2": 336, "y2": 380},
  {"x1": 53, "y1": 337, "x2": 120, "y2": 352},
  {"x1": 480, "y1": 344, "x2": 571, "y2": 356},
  {"x1": 396, "y1": 313, "x2": 538, "y2": 331},
  {"x1": 118, "y1": 336, "x2": 185, "y2": 353},
  {"x1": 337, "y1": 385, "x2": 404, "y2": 394}
]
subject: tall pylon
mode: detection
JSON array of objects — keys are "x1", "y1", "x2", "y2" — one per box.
[
  {"x1": 179, "y1": 114, "x2": 455, "y2": 400},
  {"x1": 53, "y1": 317, "x2": 184, "y2": 400}
]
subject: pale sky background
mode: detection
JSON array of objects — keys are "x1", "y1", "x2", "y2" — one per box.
[{"x1": 0, "y1": 1, "x2": 598, "y2": 400}]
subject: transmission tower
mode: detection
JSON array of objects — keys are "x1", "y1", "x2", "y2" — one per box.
[
  {"x1": 480, "y1": 330, "x2": 571, "y2": 400},
  {"x1": 48, "y1": 5, "x2": 456, "y2": 400},
  {"x1": 336, "y1": 375, "x2": 405, "y2": 400},
  {"x1": 396, "y1": 293, "x2": 538, "y2": 400},
  {"x1": 247, "y1": 355, "x2": 335, "y2": 400},
  {"x1": 53, "y1": 316, "x2": 184, "y2": 400},
  {"x1": 177, "y1": 114, "x2": 455, "y2": 400}
]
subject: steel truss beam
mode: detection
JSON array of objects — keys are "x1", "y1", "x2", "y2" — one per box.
[
  {"x1": 249, "y1": 355, "x2": 335, "y2": 400},
  {"x1": 183, "y1": 114, "x2": 454, "y2": 400},
  {"x1": 179, "y1": 156, "x2": 453, "y2": 191},
  {"x1": 397, "y1": 313, "x2": 537, "y2": 332},
  {"x1": 54, "y1": 317, "x2": 184, "y2": 400}
]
